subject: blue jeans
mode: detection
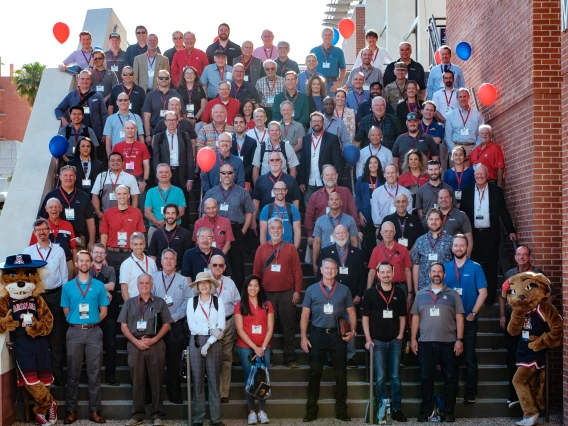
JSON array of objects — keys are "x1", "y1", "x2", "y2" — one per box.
[
  {"x1": 372, "y1": 338, "x2": 402, "y2": 411},
  {"x1": 237, "y1": 346, "x2": 271, "y2": 411},
  {"x1": 417, "y1": 341, "x2": 457, "y2": 415}
]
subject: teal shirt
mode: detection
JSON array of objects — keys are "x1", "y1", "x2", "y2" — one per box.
[
  {"x1": 272, "y1": 91, "x2": 310, "y2": 126},
  {"x1": 144, "y1": 184, "x2": 187, "y2": 223},
  {"x1": 61, "y1": 277, "x2": 109, "y2": 325}
]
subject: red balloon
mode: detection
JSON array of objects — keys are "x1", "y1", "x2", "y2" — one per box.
[
  {"x1": 338, "y1": 19, "x2": 355, "y2": 39},
  {"x1": 434, "y1": 50, "x2": 441, "y2": 65},
  {"x1": 478, "y1": 83, "x2": 497, "y2": 106},
  {"x1": 53, "y1": 22, "x2": 70, "y2": 44},
  {"x1": 213, "y1": 36, "x2": 219, "y2": 43},
  {"x1": 197, "y1": 147, "x2": 216, "y2": 172}
]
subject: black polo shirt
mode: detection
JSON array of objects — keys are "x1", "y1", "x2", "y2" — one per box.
[
  {"x1": 142, "y1": 89, "x2": 184, "y2": 130},
  {"x1": 275, "y1": 58, "x2": 300, "y2": 77},
  {"x1": 148, "y1": 225, "x2": 194, "y2": 270},
  {"x1": 109, "y1": 83, "x2": 146, "y2": 117},
  {"x1": 38, "y1": 188, "x2": 96, "y2": 237},
  {"x1": 251, "y1": 172, "x2": 301, "y2": 212},
  {"x1": 362, "y1": 284, "x2": 406, "y2": 342},
  {"x1": 180, "y1": 247, "x2": 232, "y2": 281},
  {"x1": 380, "y1": 212, "x2": 425, "y2": 250},
  {"x1": 231, "y1": 82, "x2": 261, "y2": 105}
]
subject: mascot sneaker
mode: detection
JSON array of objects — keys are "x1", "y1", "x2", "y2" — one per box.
[
  {"x1": 35, "y1": 413, "x2": 50, "y2": 426},
  {"x1": 47, "y1": 399, "x2": 58, "y2": 424}
]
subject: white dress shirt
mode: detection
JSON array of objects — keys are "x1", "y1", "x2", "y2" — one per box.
[
  {"x1": 431, "y1": 88, "x2": 460, "y2": 119},
  {"x1": 309, "y1": 134, "x2": 323, "y2": 186},
  {"x1": 473, "y1": 185, "x2": 491, "y2": 229},
  {"x1": 166, "y1": 131, "x2": 180, "y2": 166},
  {"x1": 356, "y1": 144, "x2": 394, "y2": 178},
  {"x1": 120, "y1": 254, "x2": 158, "y2": 298},
  {"x1": 186, "y1": 293, "x2": 226, "y2": 345},
  {"x1": 23, "y1": 243, "x2": 68, "y2": 290},
  {"x1": 214, "y1": 276, "x2": 240, "y2": 317},
  {"x1": 371, "y1": 183, "x2": 413, "y2": 226}
]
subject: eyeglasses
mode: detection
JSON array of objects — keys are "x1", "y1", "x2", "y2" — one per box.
[
  {"x1": 136, "y1": 31, "x2": 147, "y2": 35},
  {"x1": 93, "y1": 57, "x2": 104, "y2": 61},
  {"x1": 273, "y1": 188, "x2": 287, "y2": 192},
  {"x1": 173, "y1": 36, "x2": 183, "y2": 40},
  {"x1": 117, "y1": 99, "x2": 129, "y2": 102},
  {"x1": 165, "y1": 119, "x2": 177, "y2": 122},
  {"x1": 210, "y1": 263, "x2": 225, "y2": 268},
  {"x1": 122, "y1": 73, "x2": 134, "y2": 77},
  {"x1": 269, "y1": 159, "x2": 282, "y2": 162},
  {"x1": 265, "y1": 68, "x2": 276, "y2": 71},
  {"x1": 158, "y1": 76, "x2": 170, "y2": 80},
  {"x1": 220, "y1": 171, "x2": 234, "y2": 175}
]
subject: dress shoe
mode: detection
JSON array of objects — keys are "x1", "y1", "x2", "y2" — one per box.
[
  {"x1": 53, "y1": 377, "x2": 66, "y2": 387},
  {"x1": 105, "y1": 378, "x2": 120, "y2": 386},
  {"x1": 90, "y1": 411, "x2": 106, "y2": 423},
  {"x1": 303, "y1": 413, "x2": 318, "y2": 422},
  {"x1": 64, "y1": 411, "x2": 77, "y2": 425},
  {"x1": 169, "y1": 398, "x2": 183, "y2": 404},
  {"x1": 336, "y1": 413, "x2": 351, "y2": 421},
  {"x1": 444, "y1": 413, "x2": 456, "y2": 422},
  {"x1": 392, "y1": 410, "x2": 408, "y2": 422},
  {"x1": 221, "y1": 397, "x2": 229, "y2": 403}
]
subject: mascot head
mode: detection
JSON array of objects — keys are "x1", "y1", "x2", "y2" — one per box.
[
  {"x1": 0, "y1": 254, "x2": 49, "y2": 300},
  {"x1": 502, "y1": 271, "x2": 551, "y2": 312}
]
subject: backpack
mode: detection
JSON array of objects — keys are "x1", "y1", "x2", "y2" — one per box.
[
  {"x1": 193, "y1": 294, "x2": 219, "y2": 312},
  {"x1": 267, "y1": 202, "x2": 293, "y2": 223},
  {"x1": 260, "y1": 141, "x2": 289, "y2": 172}
]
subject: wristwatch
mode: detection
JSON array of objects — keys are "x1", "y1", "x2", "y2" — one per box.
[
  {"x1": 409, "y1": 290, "x2": 416, "y2": 295},
  {"x1": 456, "y1": 337, "x2": 464, "y2": 342},
  {"x1": 351, "y1": 330, "x2": 357, "y2": 335},
  {"x1": 471, "y1": 311, "x2": 477, "y2": 317}
]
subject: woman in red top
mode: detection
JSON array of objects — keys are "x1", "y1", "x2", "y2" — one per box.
[
  {"x1": 240, "y1": 99, "x2": 257, "y2": 130},
  {"x1": 398, "y1": 149, "x2": 428, "y2": 195},
  {"x1": 235, "y1": 275, "x2": 274, "y2": 425}
]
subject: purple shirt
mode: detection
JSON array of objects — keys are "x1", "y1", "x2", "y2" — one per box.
[{"x1": 63, "y1": 49, "x2": 94, "y2": 69}]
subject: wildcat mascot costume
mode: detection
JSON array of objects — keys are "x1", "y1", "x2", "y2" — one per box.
[{"x1": 0, "y1": 254, "x2": 58, "y2": 425}]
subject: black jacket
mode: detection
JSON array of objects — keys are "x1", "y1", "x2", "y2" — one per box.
[
  {"x1": 153, "y1": 130, "x2": 194, "y2": 183},
  {"x1": 231, "y1": 134, "x2": 257, "y2": 184},
  {"x1": 297, "y1": 131, "x2": 342, "y2": 186},
  {"x1": 67, "y1": 156, "x2": 104, "y2": 194},
  {"x1": 460, "y1": 183, "x2": 516, "y2": 242},
  {"x1": 317, "y1": 244, "x2": 366, "y2": 298}
]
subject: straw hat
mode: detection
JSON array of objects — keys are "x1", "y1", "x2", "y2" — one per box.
[{"x1": 190, "y1": 272, "x2": 220, "y2": 295}]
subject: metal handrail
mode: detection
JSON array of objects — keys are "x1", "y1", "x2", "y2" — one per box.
[
  {"x1": 185, "y1": 348, "x2": 192, "y2": 426},
  {"x1": 366, "y1": 344, "x2": 376, "y2": 424}
]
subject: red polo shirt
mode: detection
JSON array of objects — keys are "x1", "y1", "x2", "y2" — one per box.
[
  {"x1": 201, "y1": 97, "x2": 241, "y2": 124},
  {"x1": 398, "y1": 173, "x2": 429, "y2": 189},
  {"x1": 234, "y1": 300, "x2": 275, "y2": 348},
  {"x1": 100, "y1": 206, "x2": 145, "y2": 248},
  {"x1": 252, "y1": 241, "x2": 303, "y2": 293},
  {"x1": 113, "y1": 141, "x2": 150, "y2": 178},
  {"x1": 368, "y1": 241, "x2": 412, "y2": 283},
  {"x1": 193, "y1": 215, "x2": 235, "y2": 249},
  {"x1": 171, "y1": 48, "x2": 209, "y2": 83},
  {"x1": 469, "y1": 141, "x2": 504, "y2": 181}
]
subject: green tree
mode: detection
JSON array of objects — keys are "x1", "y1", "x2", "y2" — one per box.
[{"x1": 12, "y1": 62, "x2": 46, "y2": 108}]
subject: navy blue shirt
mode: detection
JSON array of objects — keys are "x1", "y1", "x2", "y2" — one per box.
[
  {"x1": 38, "y1": 188, "x2": 96, "y2": 238},
  {"x1": 109, "y1": 83, "x2": 146, "y2": 117},
  {"x1": 443, "y1": 258, "x2": 487, "y2": 319},
  {"x1": 355, "y1": 100, "x2": 396, "y2": 124},
  {"x1": 251, "y1": 171, "x2": 301, "y2": 212},
  {"x1": 181, "y1": 247, "x2": 232, "y2": 281}
]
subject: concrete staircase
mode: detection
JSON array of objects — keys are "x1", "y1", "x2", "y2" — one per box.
[{"x1": 16, "y1": 176, "x2": 521, "y2": 422}]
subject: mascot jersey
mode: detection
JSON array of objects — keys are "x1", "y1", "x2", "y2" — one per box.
[
  {"x1": 516, "y1": 304, "x2": 548, "y2": 370},
  {"x1": 10, "y1": 296, "x2": 53, "y2": 387}
]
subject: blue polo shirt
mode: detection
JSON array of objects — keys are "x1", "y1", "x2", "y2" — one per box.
[
  {"x1": 310, "y1": 45, "x2": 346, "y2": 79},
  {"x1": 61, "y1": 276, "x2": 109, "y2": 325},
  {"x1": 259, "y1": 203, "x2": 301, "y2": 244},
  {"x1": 419, "y1": 120, "x2": 445, "y2": 141},
  {"x1": 443, "y1": 258, "x2": 487, "y2": 319},
  {"x1": 144, "y1": 184, "x2": 187, "y2": 224}
]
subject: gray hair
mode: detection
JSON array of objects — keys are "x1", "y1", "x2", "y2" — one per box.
[
  {"x1": 130, "y1": 232, "x2": 145, "y2": 245},
  {"x1": 161, "y1": 248, "x2": 177, "y2": 261},
  {"x1": 267, "y1": 217, "x2": 283, "y2": 228}
]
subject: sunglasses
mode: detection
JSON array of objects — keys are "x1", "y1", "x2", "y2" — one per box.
[
  {"x1": 122, "y1": 73, "x2": 134, "y2": 77},
  {"x1": 158, "y1": 76, "x2": 170, "y2": 80},
  {"x1": 117, "y1": 99, "x2": 129, "y2": 102},
  {"x1": 220, "y1": 171, "x2": 234, "y2": 175},
  {"x1": 136, "y1": 31, "x2": 147, "y2": 35},
  {"x1": 173, "y1": 36, "x2": 182, "y2": 40},
  {"x1": 210, "y1": 263, "x2": 225, "y2": 268},
  {"x1": 93, "y1": 57, "x2": 104, "y2": 61},
  {"x1": 265, "y1": 68, "x2": 276, "y2": 71}
]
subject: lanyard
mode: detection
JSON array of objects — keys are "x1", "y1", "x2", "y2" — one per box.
[
  {"x1": 36, "y1": 244, "x2": 52, "y2": 261},
  {"x1": 453, "y1": 168, "x2": 467, "y2": 190},
  {"x1": 379, "y1": 243, "x2": 397, "y2": 263},
  {"x1": 254, "y1": 129, "x2": 267, "y2": 143},
  {"x1": 328, "y1": 212, "x2": 343, "y2": 228},
  {"x1": 420, "y1": 121, "x2": 432, "y2": 135},
  {"x1": 459, "y1": 108, "x2": 471, "y2": 127},
  {"x1": 444, "y1": 90, "x2": 454, "y2": 106},
  {"x1": 138, "y1": 296, "x2": 150, "y2": 320},
  {"x1": 279, "y1": 60, "x2": 289, "y2": 76},
  {"x1": 269, "y1": 171, "x2": 282, "y2": 184},
  {"x1": 72, "y1": 126, "x2": 81, "y2": 143},
  {"x1": 477, "y1": 186, "x2": 487, "y2": 205},
  {"x1": 216, "y1": 278, "x2": 224, "y2": 297},
  {"x1": 334, "y1": 107, "x2": 344, "y2": 120},
  {"x1": 94, "y1": 68, "x2": 107, "y2": 82},
  {"x1": 117, "y1": 114, "x2": 130, "y2": 126},
  {"x1": 213, "y1": 125, "x2": 227, "y2": 140},
  {"x1": 200, "y1": 250, "x2": 214, "y2": 266},
  {"x1": 200, "y1": 298, "x2": 213, "y2": 321},
  {"x1": 312, "y1": 134, "x2": 322, "y2": 152},
  {"x1": 360, "y1": 65, "x2": 374, "y2": 81},
  {"x1": 397, "y1": 217, "x2": 407, "y2": 237},
  {"x1": 384, "y1": 184, "x2": 399, "y2": 199},
  {"x1": 285, "y1": 90, "x2": 298, "y2": 103},
  {"x1": 376, "y1": 285, "x2": 394, "y2": 309},
  {"x1": 354, "y1": 91, "x2": 365, "y2": 107},
  {"x1": 324, "y1": 118, "x2": 334, "y2": 132},
  {"x1": 320, "y1": 45, "x2": 333, "y2": 62},
  {"x1": 49, "y1": 219, "x2": 60, "y2": 239},
  {"x1": 369, "y1": 175, "x2": 377, "y2": 192},
  {"x1": 217, "y1": 67, "x2": 225, "y2": 81},
  {"x1": 81, "y1": 49, "x2": 92, "y2": 65},
  {"x1": 122, "y1": 84, "x2": 133, "y2": 97},
  {"x1": 372, "y1": 48, "x2": 379, "y2": 63},
  {"x1": 338, "y1": 246, "x2": 348, "y2": 267},
  {"x1": 132, "y1": 255, "x2": 148, "y2": 274},
  {"x1": 109, "y1": 171, "x2": 122, "y2": 192},
  {"x1": 220, "y1": 184, "x2": 234, "y2": 203},
  {"x1": 271, "y1": 241, "x2": 284, "y2": 263},
  {"x1": 158, "y1": 184, "x2": 171, "y2": 204},
  {"x1": 242, "y1": 55, "x2": 252, "y2": 72},
  {"x1": 427, "y1": 232, "x2": 444, "y2": 251},
  {"x1": 395, "y1": 81, "x2": 406, "y2": 97},
  {"x1": 266, "y1": 78, "x2": 277, "y2": 96},
  {"x1": 59, "y1": 187, "x2": 76, "y2": 208},
  {"x1": 78, "y1": 89, "x2": 90, "y2": 102},
  {"x1": 234, "y1": 135, "x2": 244, "y2": 154},
  {"x1": 429, "y1": 289, "x2": 442, "y2": 307},
  {"x1": 186, "y1": 87, "x2": 194, "y2": 104},
  {"x1": 319, "y1": 281, "x2": 338, "y2": 302},
  {"x1": 158, "y1": 90, "x2": 170, "y2": 109},
  {"x1": 454, "y1": 260, "x2": 464, "y2": 287},
  {"x1": 264, "y1": 47, "x2": 274, "y2": 60},
  {"x1": 372, "y1": 115, "x2": 385, "y2": 130},
  {"x1": 76, "y1": 276, "x2": 93, "y2": 301},
  {"x1": 146, "y1": 52, "x2": 156, "y2": 67},
  {"x1": 169, "y1": 133, "x2": 176, "y2": 151},
  {"x1": 162, "y1": 272, "x2": 175, "y2": 294},
  {"x1": 282, "y1": 122, "x2": 292, "y2": 139}
]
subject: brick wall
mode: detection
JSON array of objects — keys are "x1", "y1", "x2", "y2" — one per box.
[
  {"x1": 0, "y1": 74, "x2": 32, "y2": 142},
  {"x1": 354, "y1": 6, "x2": 367, "y2": 55},
  {"x1": 446, "y1": 0, "x2": 565, "y2": 415},
  {"x1": 561, "y1": 15, "x2": 568, "y2": 426}
]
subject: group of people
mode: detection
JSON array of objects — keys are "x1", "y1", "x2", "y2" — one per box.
[{"x1": 30, "y1": 20, "x2": 550, "y2": 426}]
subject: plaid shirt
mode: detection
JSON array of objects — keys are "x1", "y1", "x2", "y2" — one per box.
[
  {"x1": 355, "y1": 113, "x2": 402, "y2": 150},
  {"x1": 255, "y1": 76, "x2": 285, "y2": 108},
  {"x1": 197, "y1": 123, "x2": 235, "y2": 149}
]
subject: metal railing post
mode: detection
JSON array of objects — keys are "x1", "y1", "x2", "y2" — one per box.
[
  {"x1": 369, "y1": 344, "x2": 376, "y2": 424},
  {"x1": 545, "y1": 350, "x2": 549, "y2": 422},
  {"x1": 185, "y1": 348, "x2": 192, "y2": 426}
]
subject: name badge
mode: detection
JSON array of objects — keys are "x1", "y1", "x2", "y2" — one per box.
[
  {"x1": 65, "y1": 208, "x2": 75, "y2": 221},
  {"x1": 430, "y1": 307, "x2": 440, "y2": 317},
  {"x1": 428, "y1": 253, "x2": 438, "y2": 261},
  {"x1": 96, "y1": 85, "x2": 104, "y2": 92},
  {"x1": 22, "y1": 313, "x2": 33, "y2": 326},
  {"x1": 244, "y1": 75, "x2": 249, "y2": 82},
  {"x1": 204, "y1": 268, "x2": 212, "y2": 274},
  {"x1": 522, "y1": 330, "x2": 530, "y2": 340},
  {"x1": 271, "y1": 190, "x2": 275, "y2": 198},
  {"x1": 126, "y1": 161, "x2": 135, "y2": 171},
  {"x1": 226, "y1": 72, "x2": 232, "y2": 80},
  {"x1": 363, "y1": 85, "x2": 370, "y2": 91},
  {"x1": 137, "y1": 320, "x2": 147, "y2": 331},
  {"x1": 455, "y1": 288, "x2": 463, "y2": 296},
  {"x1": 398, "y1": 99, "x2": 404, "y2": 104},
  {"x1": 170, "y1": 151, "x2": 178, "y2": 162},
  {"x1": 383, "y1": 309, "x2": 393, "y2": 318},
  {"x1": 324, "y1": 303, "x2": 333, "y2": 314},
  {"x1": 82, "y1": 179, "x2": 91, "y2": 188},
  {"x1": 326, "y1": 207, "x2": 330, "y2": 214},
  {"x1": 79, "y1": 303, "x2": 90, "y2": 319},
  {"x1": 128, "y1": 103, "x2": 133, "y2": 110},
  {"x1": 109, "y1": 192, "x2": 117, "y2": 201},
  {"x1": 445, "y1": 107, "x2": 452, "y2": 115},
  {"x1": 328, "y1": 236, "x2": 335, "y2": 244},
  {"x1": 460, "y1": 128, "x2": 469, "y2": 136},
  {"x1": 266, "y1": 96, "x2": 274, "y2": 104},
  {"x1": 433, "y1": 204, "x2": 439, "y2": 209},
  {"x1": 186, "y1": 103, "x2": 195, "y2": 112},
  {"x1": 160, "y1": 109, "x2": 168, "y2": 117},
  {"x1": 271, "y1": 264, "x2": 281, "y2": 272},
  {"x1": 84, "y1": 106, "x2": 90, "y2": 115},
  {"x1": 252, "y1": 325, "x2": 262, "y2": 334},
  {"x1": 164, "y1": 295, "x2": 173, "y2": 306},
  {"x1": 111, "y1": 65, "x2": 119, "y2": 72},
  {"x1": 220, "y1": 203, "x2": 229, "y2": 211},
  {"x1": 120, "y1": 131, "x2": 125, "y2": 138},
  {"x1": 212, "y1": 242, "x2": 217, "y2": 248},
  {"x1": 117, "y1": 232, "x2": 127, "y2": 247},
  {"x1": 323, "y1": 62, "x2": 330, "y2": 69},
  {"x1": 398, "y1": 238, "x2": 408, "y2": 247},
  {"x1": 455, "y1": 190, "x2": 462, "y2": 200},
  {"x1": 160, "y1": 206, "x2": 164, "y2": 215},
  {"x1": 339, "y1": 267, "x2": 348, "y2": 274},
  {"x1": 475, "y1": 209, "x2": 484, "y2": 220}
]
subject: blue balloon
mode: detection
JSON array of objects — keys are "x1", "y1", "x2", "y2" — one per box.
[
  {"x1": 94, "y1": 46, "x2": 103, "y2": 51},
  {"x1": 49, "y1": 135, "x2": 68, "y2": 158},
  {"x1": 455, "y1": 41, "x2": 472, "y2": 61},
  {"x1": 343, "y1": 144, "x2": 360, "y2": 166},
  {"x1": 332, "y1": 28, "x2": 340, "y2": 46}
]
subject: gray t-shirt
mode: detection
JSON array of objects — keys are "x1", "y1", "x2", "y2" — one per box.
[
  {"x1": 415, "y1": 182, "x2": 456, "y2": 213},
  {"x1": 302, "y1": 281, "x2": 354, "y2": 329},
  {"x1": 313, "y1": 212, "x2": 358, "y2": 249},
  {"x1": 411, "y1": 284, "x2": 464, "y2": 343},
  {"x1": 440, "y1": 208, "x2": 472, "y2": 236}
]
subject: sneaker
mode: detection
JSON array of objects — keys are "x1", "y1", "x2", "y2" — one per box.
[
  {"x1": 126, "y1": 419, "x2": 143, "y2": 426},
  {"x1": 258, "y1": 411, "x2": 270, "y2": 424},
  {"x1": 346, "y1": 358, "x2": 358, "y2": 369},
  {"x1": 444, "y1": 413, "x2": 456, "y2": 422},
  {"x1": 508, "y1": 400, "x2": 520, "y2": 408},
  {"x1": 47, "y1": 399, "x2": 58, "y2": 424},
  {"x1": 153, "y1": 419, "x2": 164, "y2": 426},
  {"x1": 247, "y1": 412, "x2": 258, "y2": 425},
  {"x1": 464, "y1": 394, "x2": 476, "y2": 403},
  {"x1": 516, "y1": 414, "x2": 539, "y2": 426},
  {"x1": 35, "y1": 413, "x2": 50, "y2": 425}
]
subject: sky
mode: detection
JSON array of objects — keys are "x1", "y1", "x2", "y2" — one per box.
[{"x1": 0, "y1": 0, "x2": 335, "y2": 73}]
